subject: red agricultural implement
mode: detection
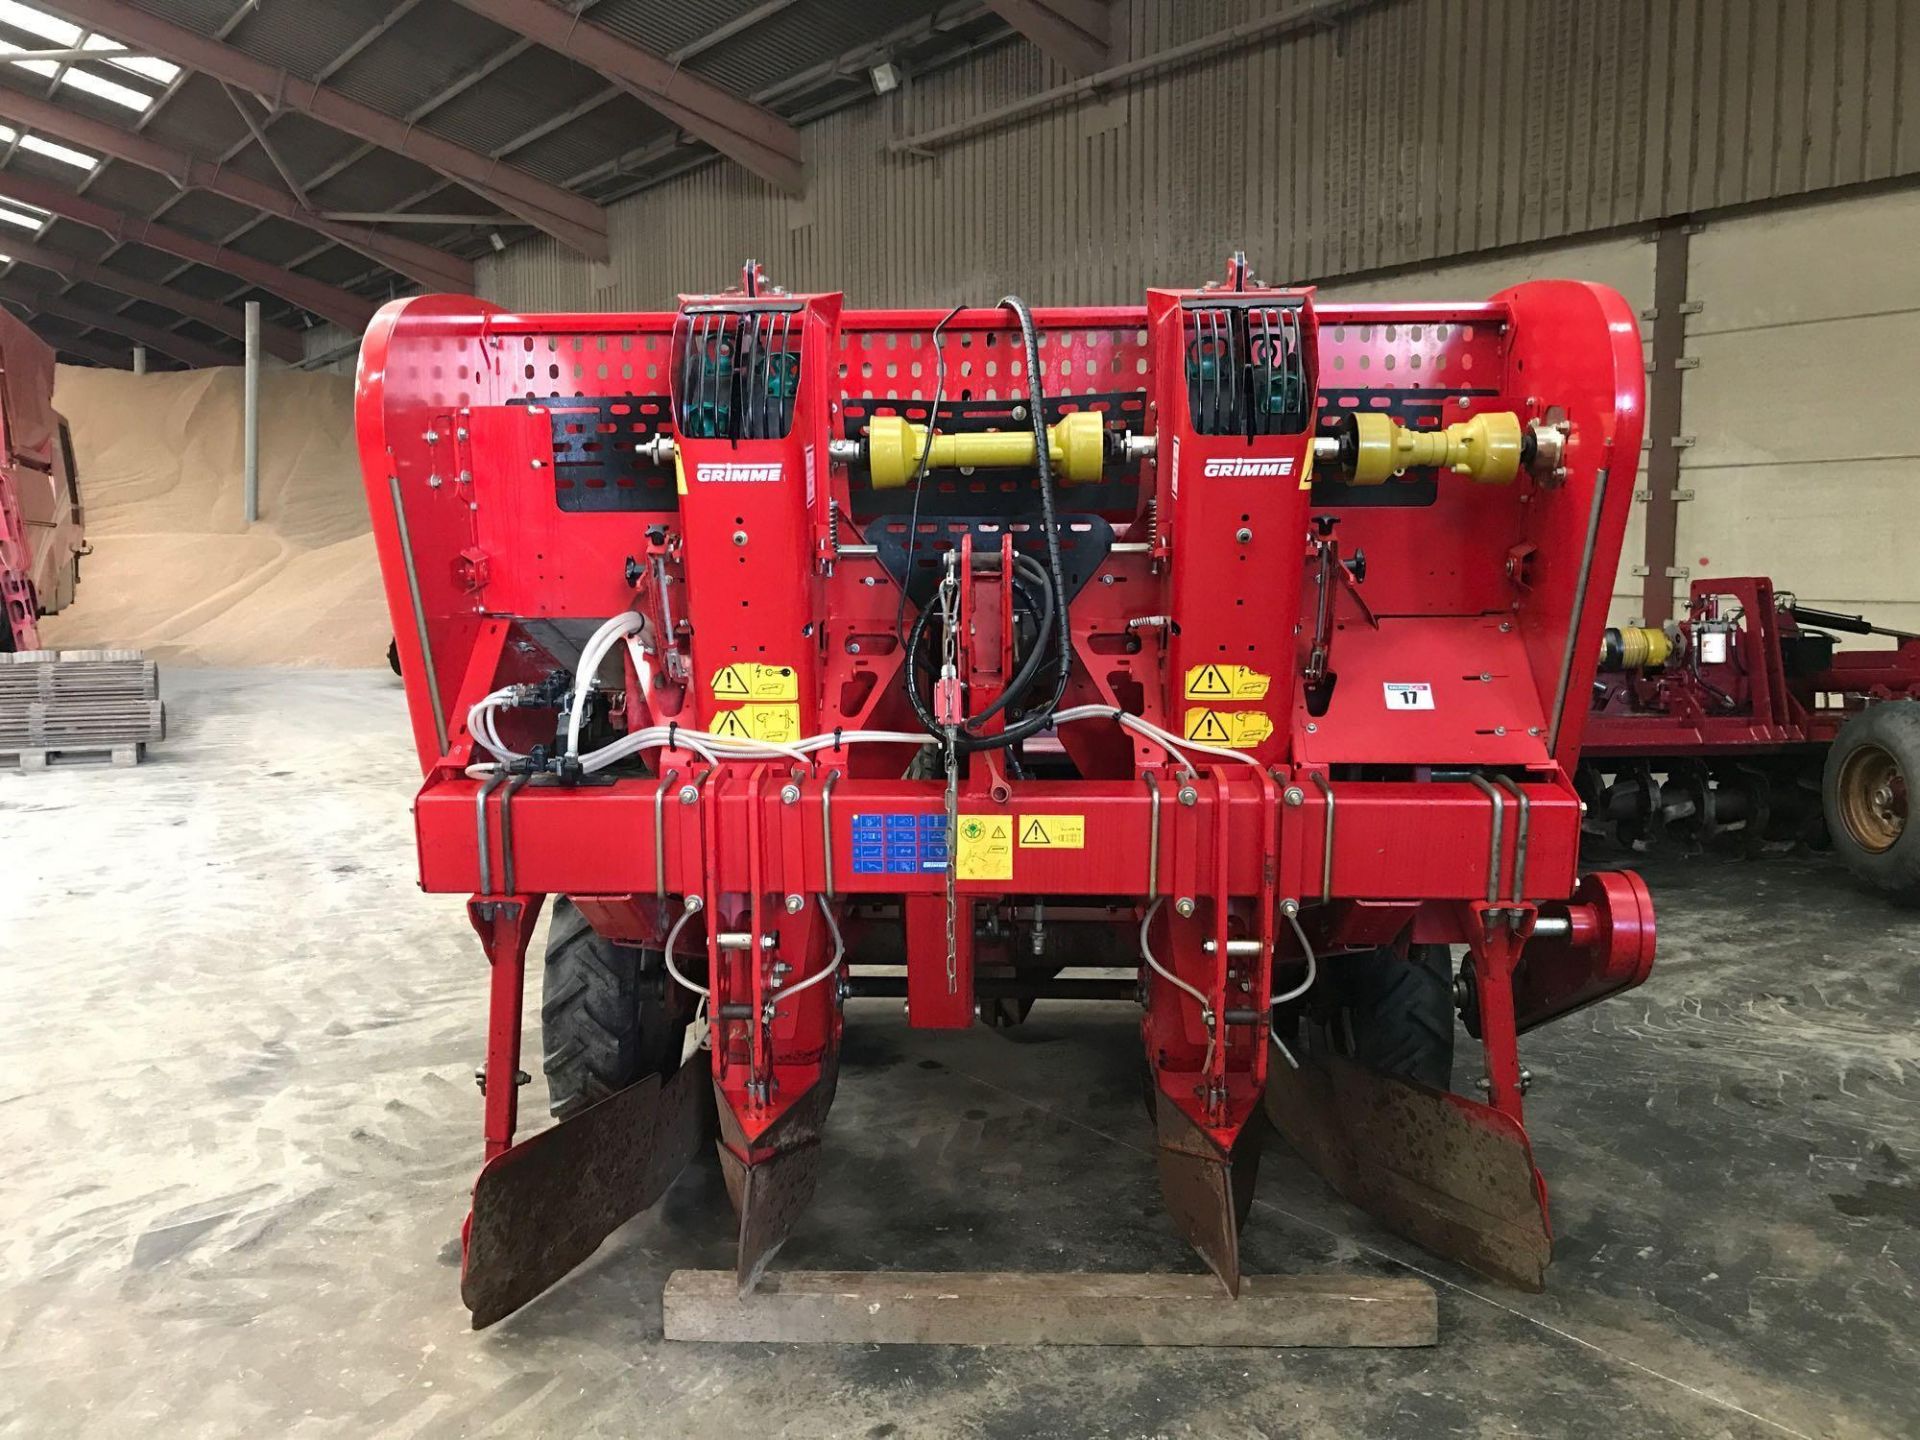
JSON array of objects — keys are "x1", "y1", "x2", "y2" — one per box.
[
  {"x1": 357, "y1": 256, "x2": 1658, "y2": 1327},
  {"x1": 1583, "y1": 579, "x2": 1920, "y2": 901},
  {"x1": 0, "y1": 308, "x2": 81, "y2": 651}
]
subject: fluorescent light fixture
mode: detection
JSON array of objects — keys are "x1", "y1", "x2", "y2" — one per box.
[
  {"x1": 868, "y1": 61, "x2": 900, "y2": 95},
  {"x1": 0, "y1": 206, "x2": 45, "y2": 230}
]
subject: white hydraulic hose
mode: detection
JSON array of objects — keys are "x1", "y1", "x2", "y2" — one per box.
[
  {"x1": 567, "y1": 611, "x2": 646, "y2": 757},
  {"x1": 1268, "y1": 908, "x2": 1319, "y2": 1070},
  {"x1": 661, "y1": 901, "x2": 708, "y2": 998},
  {"x1": 770, "y1": 894, "x2": 846, "y2": 1010},
  {"x1": 1137, "y1": 896, "x2": 1213, "y2": 1021}
]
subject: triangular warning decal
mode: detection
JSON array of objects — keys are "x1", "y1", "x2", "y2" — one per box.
[
  {"x1": 1190, "y1": 664, "x2": 1232, "y2": 697},
  {"x1": 711, "y1": 709, "x2": 752, "y2": 739},
  {"x1": 1021, "y1": 819, "x2": 1050, "y2": 845},
  {"x1": 1192, "y1": 711, "x2": 1231, "y2": 743},
  {"x1": 713, "y1": 666, "x2": 750, "y2": 698}
]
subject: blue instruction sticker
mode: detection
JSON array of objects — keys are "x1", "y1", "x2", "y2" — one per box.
[{"x1": 851, "y1": 812, "x2": 950, "y2": 874}]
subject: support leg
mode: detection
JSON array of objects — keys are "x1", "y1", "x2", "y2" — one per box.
[
  {"x1": 1467, "y1": 913, "x2": 1527, "y2": 1125},
  {"x1": 467, "y1": 894, "x2": 545, "y2": 1159}
]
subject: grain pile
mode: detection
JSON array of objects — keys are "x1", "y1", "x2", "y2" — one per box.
[{"x1": 37, "y1": 364, "x2": 387, "y2": 667}]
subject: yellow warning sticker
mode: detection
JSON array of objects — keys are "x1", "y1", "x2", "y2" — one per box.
[
  {"x1": 1184, "y1": 663, "x2": 1271, "y2": 701},
  {"x1": 1017, "y1": 814, "x2": 1085, "y2": 849},
  {"x1": 712, "y1": 662, "x2": 798, "y2": 702},
  {"x1": 955, "y1": 813, "x2": 1015, "y2": 881},
  {"x1": 1183, "y1": 707, "x2": 1275, "y2": 746},
  {"x1": 709, "y1": 703, "x2": 802, "y2": 743}
]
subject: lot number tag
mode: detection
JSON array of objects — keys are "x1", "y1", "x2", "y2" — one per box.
[{"x1": 1383, "y1": 682, "x2": 1434, "y2": 710}]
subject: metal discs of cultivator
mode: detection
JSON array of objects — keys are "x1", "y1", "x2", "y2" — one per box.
[
  {"x1": 1583, "y1": 578, "x2": 1920, "y2": 902},
  {"x1": 356, "y1": 254, "x2": 1658, "y2": 1327}
]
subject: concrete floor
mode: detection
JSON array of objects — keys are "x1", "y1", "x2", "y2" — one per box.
[{"x1": 3, "y1": 668, "x2": 1916, "y2": 1439}]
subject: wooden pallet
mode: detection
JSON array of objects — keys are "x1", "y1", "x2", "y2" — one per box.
[
  {"x1": 663, "y1": 1270, "x2": 1438, "y2": 1347},
  {"x1": 1, "y1": 742, "x2": 143, "y2": 771},
  {"x1": 0, "y1": 649, "x2": 164, "y2": 770}
]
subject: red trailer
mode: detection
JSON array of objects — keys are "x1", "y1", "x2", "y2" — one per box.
[
  {"x1": 356, "y1": 256, "x2": 1657, "y2": 1325},
  {"x1": 1583, "y1": 578, "x2": 1920, "y2": 902}
]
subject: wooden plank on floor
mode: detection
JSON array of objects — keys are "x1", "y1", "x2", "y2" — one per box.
[{"x1": 663, "y1": 1270, "x2": 1437, "y2": 1347}]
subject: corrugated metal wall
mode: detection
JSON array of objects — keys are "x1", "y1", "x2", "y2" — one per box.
[{"x1": 472, "y1": 0, "x2": 1920, "y2": 311}]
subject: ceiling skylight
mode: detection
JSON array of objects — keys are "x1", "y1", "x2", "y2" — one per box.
[
  {"x1": 0, "y1": 123, "x2": 98, "y2": 172},
  {"x1": 0, "y1": 1, "x2": 171, "y2": 117}
]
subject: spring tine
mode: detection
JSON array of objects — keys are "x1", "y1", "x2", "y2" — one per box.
[
  {"x1": 1215, "y1": 309, "x2": 1230, "y2": 435},
  {"x1": 1259, "y1": 308, "x2": 1275, "y2": 435},
  {"x1": 746, "y1": 312, "x2": 759, "y2": 440},
  {"x1": 683, "y1": 312, "x2": 698, "y2": 432},
  {"x1": 1225, "y1": 305, "x2": 1242, "y2": 438},
  {"x1": 780, "y1": 309, "x2": 796, "y2": 435},
  {"x1": 1205, "y1": 311, "x2": 1221, "y2": 433},
  {"x1": 760, "y1": 311, "x2": 776, "y2": 437},
  {"x1": 1186, "y1": 310, "x2": 1202, "y2": 427},
  {"x1": 1290, "y1": 309, "x2": 1302, "y2": 429},
  {"x1": 1200, "y1": 309, "x2": 1214, "y2": 432},
  {"x1": 698, "y1": 312, "x2": 714, "y2": 437},
  {"x1": 698, "y1": 318, "x2": 714, "y2": 443},
  {"x1": 753, "y1": 311, "x2": 769, "y2": 438}
]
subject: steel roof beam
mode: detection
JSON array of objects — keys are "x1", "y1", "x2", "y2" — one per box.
[
  {"x1": 0, "y1": 232, "x2": 301, "y2": 359},
  {"x1": 38, "y1": 327, "x2": 133, "y2": 368},
  {"x1": 0, "y1": 279, "x2": 232, "y2": 367},
  {"x1": 48, "y1": 0, "x2": 609, "y2": 259},
  {"x1": 0, "y1": 168, "x2": 377, "y2": 331},
  {"x1": 447, "y1": 0, "x2": 805, "y2": 194},
  {"x1": 0, "y1": 85, "x2": 473, "y2": 294},
  {"x1": 984, "y1": 0, "x2": 1114, "y2": 74}
]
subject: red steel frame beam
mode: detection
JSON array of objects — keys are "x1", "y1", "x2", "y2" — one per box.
[
  {"x1": 985, "y1": 0, "x2": 1115, "y2": 74},
  {"x1": 0, "y1": 85, "x2": 473, "y2": 295},
  {"x1": 448, "y1": 0, "x2": 805, "y2": 195},
  {"x1": 0, "y1": 167, "x2": 376, "y2": 332},
  {"x1": 53, "y1": 0, "x2": 610, "y2": 261},
  {"x1": 0, "y1": 281, "x2": 233, "y2": 368},
  {"x1": 0, "y1": 233, "x2": 301, "y2": 361}
]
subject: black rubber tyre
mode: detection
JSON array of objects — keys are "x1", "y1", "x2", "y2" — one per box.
[
  {"x1": 541, "y1": 898, "x2": 688, "y2": 1120},
  {"x1": 1823, "y1": 701, "x2": 1920, "y2": 907},
  {"x1": 1329, "y1": 943, "x2": 1456, "y2": 1091}
]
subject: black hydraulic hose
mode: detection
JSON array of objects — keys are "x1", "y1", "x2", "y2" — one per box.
[
  {"x1": 999, "y1": 293, "x2": 1074, "y2": 729},
  {"x1": 904, "y1": 561, "x2": 1051, "y2": 739},
  {"x1": 893, "y1": 303, "x2": 968, "y2": 653},
  {"x1": 904, "y1": 297, "x2": 1075, "y2": 754},
  {"x1": 968, "y1": 554, "x2": 1055, "y2": 729}
]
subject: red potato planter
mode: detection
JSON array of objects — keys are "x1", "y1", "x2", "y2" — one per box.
[{"x1": 356, "y1": 255, "x2": 1656, "y2": 1325}]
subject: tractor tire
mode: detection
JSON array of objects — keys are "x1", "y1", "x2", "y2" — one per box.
[
  {"x1": 1330, "y1": 943, "x2": 1456, "y2": 1091},
  {"x1": 541, "y1": 897, "x2": 688, "y2": 1120},
  {"x1": 1823, "y1": 701, "x2": 1920, "y2": 907}
]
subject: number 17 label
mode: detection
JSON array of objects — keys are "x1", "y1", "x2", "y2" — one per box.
[{"x1": 1384, "y1": 682, "x2": 1434, "y2": 710}]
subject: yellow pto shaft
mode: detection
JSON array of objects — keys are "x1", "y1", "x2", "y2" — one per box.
[
  {"x1": 865, "y1": 411, "x2": 1108, "y2": 489},
  {"x1": 1348, "y1": 410, "x2": 1523, "y2": 485}
]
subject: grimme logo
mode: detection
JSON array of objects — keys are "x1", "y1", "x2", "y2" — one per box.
[
  {"x1": 696, "y1": 463, "x2": 783, "y2": 483},
  {"x1": 1202, "y1": 457, "x2": 1295, "y2": 478}
]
